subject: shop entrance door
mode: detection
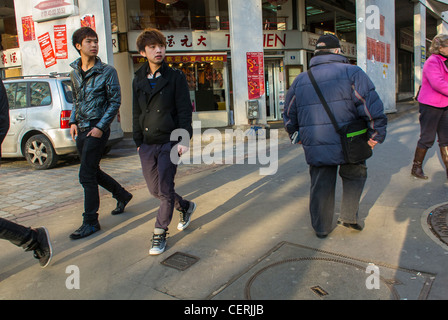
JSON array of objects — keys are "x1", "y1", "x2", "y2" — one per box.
[{"x1": 265, "y1": 59, "x2": 282, "y2": 121}]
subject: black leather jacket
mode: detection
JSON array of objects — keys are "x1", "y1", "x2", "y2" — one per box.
[
  {"x1": 69, "y1": 57, "x2": 121, "y2": 132},
  {"x1": 132, "y1": 61, "x2": 192, "y2": 147}
]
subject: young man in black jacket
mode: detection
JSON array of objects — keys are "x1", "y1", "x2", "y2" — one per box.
[
  {"x1": 69, "y1": 27, "x2": 132, "y2": 239},
  {"x1": 133, "y1": 28, "x2": 195, "y2": 255}
]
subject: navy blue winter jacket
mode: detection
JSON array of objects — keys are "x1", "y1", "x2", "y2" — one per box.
[{"x1": 283, "y1": 53, "x2": 387, "y2": 166}]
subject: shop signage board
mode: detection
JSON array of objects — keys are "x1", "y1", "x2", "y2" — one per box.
[
  {"x1": 32, "y1": 0, "x2": 79, "y2": 23},
  {"x1": 0, "y1": 48, "x2": 22, "y2": 68},
  {"x1": 128, "y1": 30, "x2": 356, "y2": 58}
]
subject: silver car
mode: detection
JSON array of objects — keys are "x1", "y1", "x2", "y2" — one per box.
[{"x1": 2, "y1": 74, "x2": 123, "y2": 169}]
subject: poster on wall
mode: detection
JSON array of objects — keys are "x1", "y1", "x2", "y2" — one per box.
[
  {"x1": 22, "y1": 16, "x2": 36, "y2": 42},
  {"x1": 80, "y1": 14, "x2": 96, "y2": 31},
  {"x1": 54, "y1": 25, "x2": 68, "y2": 59},
  {"x1": 246, "y1": 52, "x2": 265, "y2": 100},
  {"x1": 38, "y1": 32, "x2": 57, "y2": 68}
]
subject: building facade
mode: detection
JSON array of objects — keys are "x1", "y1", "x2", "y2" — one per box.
[{"x1": 2, "y1": 0, "x2": 448, "y2": 132}]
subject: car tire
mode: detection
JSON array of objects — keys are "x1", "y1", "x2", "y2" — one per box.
[{"x1": 24, "y1": 134, "x2": 59, "y2": 170}]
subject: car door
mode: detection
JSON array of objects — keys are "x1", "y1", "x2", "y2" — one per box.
[{"x1": 2, "y1": 82, "x2": 28, "y2": 155}]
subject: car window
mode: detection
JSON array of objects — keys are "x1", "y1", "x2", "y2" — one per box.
[
  {"x1": 4, "y1": 82, "x2": 27, "y2": 109},
  {"x1": 62, "y1": 80, "x2": 73, "y2": 103},
  {"x1": 30, "y1": 82, "x2": 52, "y2": 107}
]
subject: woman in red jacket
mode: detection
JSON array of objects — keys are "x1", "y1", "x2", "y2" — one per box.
[{"x1": 413, "y1": 34, "x2": 448, "y2": 179}]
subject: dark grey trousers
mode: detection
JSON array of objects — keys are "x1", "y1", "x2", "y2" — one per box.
[{"x1": 309, "y1": 163, "x2": 367, "y2": 236}]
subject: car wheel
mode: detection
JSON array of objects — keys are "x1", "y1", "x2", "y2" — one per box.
[{"x1": 24, "y1": 134, "x2": 59, "y2": 170}]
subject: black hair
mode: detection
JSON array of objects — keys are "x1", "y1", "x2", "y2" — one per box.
[{"x1": 72, "y1": 27, "x2": 98, "y2": 54}]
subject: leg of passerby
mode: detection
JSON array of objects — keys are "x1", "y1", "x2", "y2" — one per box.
[
  {"x1": 0, "y1": 218, "x2": 52, "y2": 268},
  {"x1": 97, "y1": 170, "x2": 133, "y2": 215},
  {"x1": 139, "y1": 143, "x2": 194, "y2": 254},
  {"x1": 437, "y1": 107, "x2": 448, "y2": 179},
  {"x1": 90, "y1": 129, "x2": 133, "y2": 215},
  {"x1": 412, "y1": 104, "x2": 442, "y2": 179},
  {"x1": 309, "y1": 165, "x2": 338, "y2": 238},
  {"x1": 70, "y1": 131, "x2": 107, "y2": 239},
  {"x1": 338, "y1": 163, "x2": 367, "y2": 231}
]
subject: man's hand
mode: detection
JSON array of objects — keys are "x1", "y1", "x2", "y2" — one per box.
[
  {"x1": 70, "y1": 124, "x2": 78, "y2": 141},
  {"x1": 87, "y1": 127, "x2": 103, "y2": 138},
  {"x1": 177, "y1": 144, "x2": 189, "y2": 156},
  {"x1": 368, "y1": 138, "x2": 378, "y2": 149}
]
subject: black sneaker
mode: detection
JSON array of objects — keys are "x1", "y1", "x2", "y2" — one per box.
[
  {"x1": 111, "y1": 192, "x2": 133, "y2": 215},
  {"x1": 177, "y1": 201, "x2": 196, "y2": 231},
  {"x1": 69, "y1": 222, "x2": 101, "y2": 240},
  {"x1": 149, "y1": 230, "x2": 167, "y2": 255},
  {"x1": 33, "y1": 227, "x2": 53, "y2": 268}
]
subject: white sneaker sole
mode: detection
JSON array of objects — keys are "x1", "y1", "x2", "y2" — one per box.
[
  {"x1": 177, "y1": 202, "x2": 196, "y2": 231},
  {"x1": 40, "y1": 226, "x2": 53, "y2": 268},
  {"x1": 149, "y1": 243, "x2": 166, "y2": 255}
]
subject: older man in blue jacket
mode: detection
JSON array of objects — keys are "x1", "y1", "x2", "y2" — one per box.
[{"x1": 283, "y1": 34, "x2": 387, "y2": 238}]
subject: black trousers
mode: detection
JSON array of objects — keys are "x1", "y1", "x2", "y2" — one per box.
[
  {"x1": 76, "y1": 124, "x2": 128, "y2": 223},
  {"x1": 417, "y1": 103, "x2": 448, "y2": 149},
  {"x1": 0, "y1": 217, "x2": 33, "y2": 248},
  {"x1": 309, "y1": 163, "x2": 367, "y2": 236},
  {"x1": 138, "y1": 142, "x2": 189, "y2": 231}
]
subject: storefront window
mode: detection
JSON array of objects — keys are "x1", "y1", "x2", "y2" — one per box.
[
  {"x1": 133, "y1": 54, "x2": 227, "y2": 112},
  {"x1": 168, "y1": 55, "x2": 226, "y2": 112},
  {"x1": 262, "y1": 0, "x2": 293, "y2": 30},
  {"x1": 0, "y1": 3, "x2": 20, "y2": 78},
  {"x1": 127, "y1": 0, "x2": 229, "y2": 31}
]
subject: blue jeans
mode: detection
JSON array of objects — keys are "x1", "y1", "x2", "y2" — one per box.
[
  {"x1": 138, "y1": 142, "x2": 189, "y2": 231},
  {"x1": 76, "y1": 122, "x2": 128, "y2": 223},
  {"x1": 309, "y1": 163, "x2": 367, "y2": 235}
]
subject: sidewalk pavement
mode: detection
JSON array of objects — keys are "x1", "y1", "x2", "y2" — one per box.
[{"x1": 1, "y1": 100, "x2": 448, "y2": 302}]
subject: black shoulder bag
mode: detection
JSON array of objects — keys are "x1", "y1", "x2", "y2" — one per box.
[{"x1": 307, "y1": 69, "x2": 372, "y2": 164}]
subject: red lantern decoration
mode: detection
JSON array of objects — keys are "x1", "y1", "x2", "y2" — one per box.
[
  {"x1": 157, "y1": 0, "x2": 179, "y2": 4},
  {"x1": 268, "y1": 0, "x2": 288, "y2": 5}
]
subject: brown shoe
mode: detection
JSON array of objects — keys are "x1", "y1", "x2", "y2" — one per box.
[{"x1": 411, "y1": 147, "x2": 428, "y2": 179}]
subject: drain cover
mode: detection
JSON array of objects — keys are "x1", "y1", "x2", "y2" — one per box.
[
  {"x1": 310, "y1": 285, "x2": 329, "y2": 298},
  {"x1": 161, "y1": 252, "x2": 199, "y2": 271},
  {"x1": 427, "y1": 204, "x2": 448, "y2": 246}
]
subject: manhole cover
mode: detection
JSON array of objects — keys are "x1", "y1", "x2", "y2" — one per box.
[
  {"x1": 427, "y1": 204, "x2": 448, "y2": 246},
  {"x1": 161, "y1": 252, "x2": 199, "y2": 271},
  {"x1": 209, "y1": 242, "x2": 436, "y2": 300}
]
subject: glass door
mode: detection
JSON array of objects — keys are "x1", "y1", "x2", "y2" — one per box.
[{"x1": 264, "y1": 59, "x2": 282, "y2": 121}]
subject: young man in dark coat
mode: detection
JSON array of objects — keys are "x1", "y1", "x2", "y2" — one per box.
[
  {"x1": 283, "y1": 34, "x2": 387, "y2": 238},
  {"x1": 132, "y1": 28, "x2": 195, "y2": 255},
  {"x1": 69, "y1": 27, "x2": 132, "y2": 239},
  {"x1": 0, "y1": 79, "x2": 52, "y2": 268}
]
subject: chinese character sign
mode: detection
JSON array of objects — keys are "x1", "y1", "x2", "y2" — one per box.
[{"x1": 246, "y1": 52, "x2": 265, "y2": 100}]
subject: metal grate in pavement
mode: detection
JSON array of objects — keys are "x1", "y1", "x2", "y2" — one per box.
[{"x1": 161, "y1": 252, "x2": 200, "y2": 271}]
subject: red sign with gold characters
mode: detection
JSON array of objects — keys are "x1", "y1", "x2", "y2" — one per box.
[
  {"x1": 246, "y1": 52, "x2": 265, "y2": 100},
  {"x1": 22, "y1": 16, "x2": 36, "y2": 42}
]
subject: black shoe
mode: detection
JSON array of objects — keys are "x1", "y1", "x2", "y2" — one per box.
[
  {"x1": 69, "y1": 222, "x2": 101, "y2": 240},
  {"x1": 177, "y1": 201, "x2": 196, "y2": 231},
  {"x1": 111, "y1": 192, "x2": 133, "y2": 215},
  {"x1": 315, "y1": 233, "x2": 328, "y2": 239},
  {"x1": 31, "y1": 227, "x2": 53, "y2": 268},
  {"x1": 338, "y1": 220, "x2": 363, "y2": 231}
]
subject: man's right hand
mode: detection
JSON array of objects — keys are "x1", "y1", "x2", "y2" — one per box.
[{"x1": 70, "y1": 124, "x2": 78, "y2": 141}]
